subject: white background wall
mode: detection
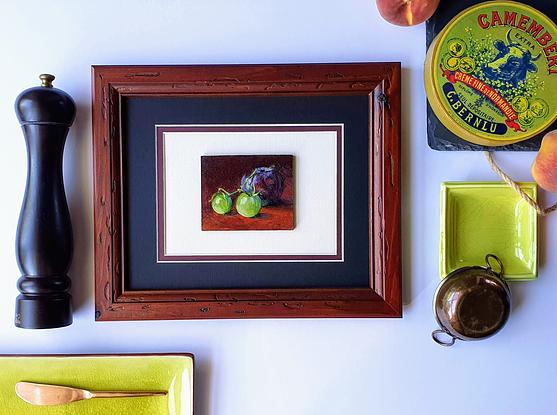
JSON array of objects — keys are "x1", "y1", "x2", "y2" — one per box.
[{"x1": 1, "y1": 1, "x2": 556, "y2": 414}]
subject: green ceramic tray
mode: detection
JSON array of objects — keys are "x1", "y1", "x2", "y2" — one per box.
[
  {"x1": 440, "y1": 182, "x2": 538, "y2": 281},
  {"x1": 0, "y1": 354, "x2": 193, "y2": 414}
]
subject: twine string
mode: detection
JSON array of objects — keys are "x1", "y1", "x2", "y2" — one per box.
[{"x1": 484, "y1": 151, "x2": 557, "y2": 216}]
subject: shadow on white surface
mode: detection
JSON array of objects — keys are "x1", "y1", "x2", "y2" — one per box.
[
  {"x1": 65, "y1": 100, "x2": 94, "y2": 313},
  {"x1": 401, "y1": 66, "x2": 414, "y2": 307},
  {"x1": 193, "y1": 356, "x2": 212, "y2": 415}
]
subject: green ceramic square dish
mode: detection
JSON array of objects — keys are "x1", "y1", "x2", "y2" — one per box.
[
  {"x1": 0, "y1": 354, "x2": 193, "y2": 415},
  {"x1": 440, "y1": 182, "x2": 538, "y2": 281}
]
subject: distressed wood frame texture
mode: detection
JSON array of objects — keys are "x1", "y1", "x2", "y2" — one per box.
[{"x1": 92, "y1": 63, "x2": 402, "y2": 321}]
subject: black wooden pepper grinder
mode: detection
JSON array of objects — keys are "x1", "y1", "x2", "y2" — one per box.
[{"x1": 14, "y1": 74, "x2": 76, "y2": 329}]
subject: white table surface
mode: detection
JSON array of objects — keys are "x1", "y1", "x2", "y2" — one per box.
[{"x1": 1, "y1": 1, "x2": 556, "y2": 414}]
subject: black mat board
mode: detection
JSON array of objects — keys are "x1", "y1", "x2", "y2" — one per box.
[{"x1": 122, "y1": 95, "x2": 371, "y2": 290}]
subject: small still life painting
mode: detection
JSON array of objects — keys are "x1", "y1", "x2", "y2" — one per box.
[{"x1": 201, "y1": 155, "x2": 295, "y2": 231}]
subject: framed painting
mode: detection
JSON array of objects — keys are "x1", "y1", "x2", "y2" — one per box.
[{"x1": 92, "y1": 63, "x2": 401, "y2": 320}]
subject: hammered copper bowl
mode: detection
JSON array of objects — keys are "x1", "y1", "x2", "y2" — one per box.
[{"x1": 432, "y1": 254, "x2": 511, "y2": 347}]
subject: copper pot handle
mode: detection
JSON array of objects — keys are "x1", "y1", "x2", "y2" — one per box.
[
  {"x1": 432, "y1": 329, "x2": 456, "y2": 347},
  {"x1": 485, "y1": 254, "x2": 504, "y2": 277}
]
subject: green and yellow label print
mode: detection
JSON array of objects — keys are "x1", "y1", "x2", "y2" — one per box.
[{"x1": 426, "y1": 1, "x2": 557, "y2": 145}]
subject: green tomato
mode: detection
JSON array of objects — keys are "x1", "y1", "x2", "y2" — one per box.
[
  {"x1": 236, "y1": 192, "x2": 262, "y2": 218},
  {"x1": 211, "y1": 190, "x2": 232, "y2": 215}
]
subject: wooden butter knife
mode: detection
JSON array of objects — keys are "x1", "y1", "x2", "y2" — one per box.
[{"x1": 15, "y1": 381, "x2": 167, "y2": 406}]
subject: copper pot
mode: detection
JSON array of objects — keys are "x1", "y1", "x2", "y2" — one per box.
[{"x1": 432, "y1": 254, "x2": 511, "y2": 347}]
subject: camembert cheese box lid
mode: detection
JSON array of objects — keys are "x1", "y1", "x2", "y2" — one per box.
[{"x1": 425, "y1": 1, "x2": 557, "y2": 146}]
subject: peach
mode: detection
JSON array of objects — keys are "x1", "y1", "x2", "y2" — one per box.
[
  {"x1": 532, "y1": 130, "x2": 557, "y2": 193},
  {"x1": 376, "y1": 0, "x2": 440, "y2": 26}
]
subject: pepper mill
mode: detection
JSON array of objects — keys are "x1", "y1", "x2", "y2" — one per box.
[{"x1": 14, "y1": 74, "x2": 76, "y2": 329}]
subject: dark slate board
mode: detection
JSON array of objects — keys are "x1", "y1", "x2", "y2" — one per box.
[{"x1": 426, "y1": 0, "x2": 557, "y2": 151}]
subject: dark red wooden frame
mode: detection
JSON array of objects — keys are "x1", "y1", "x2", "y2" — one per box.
[{"x1": 92, "y1": 63, "x2": 402, "y2": 321}]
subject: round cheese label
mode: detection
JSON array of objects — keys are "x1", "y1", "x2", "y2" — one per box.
[{"x1": 425, "y1": 1, "x2": 557, "y2": 146}]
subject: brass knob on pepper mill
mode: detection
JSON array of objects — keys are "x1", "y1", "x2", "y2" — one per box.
[{"x1": 14, "y1": 74, "x2": 76, "y2": 329}]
